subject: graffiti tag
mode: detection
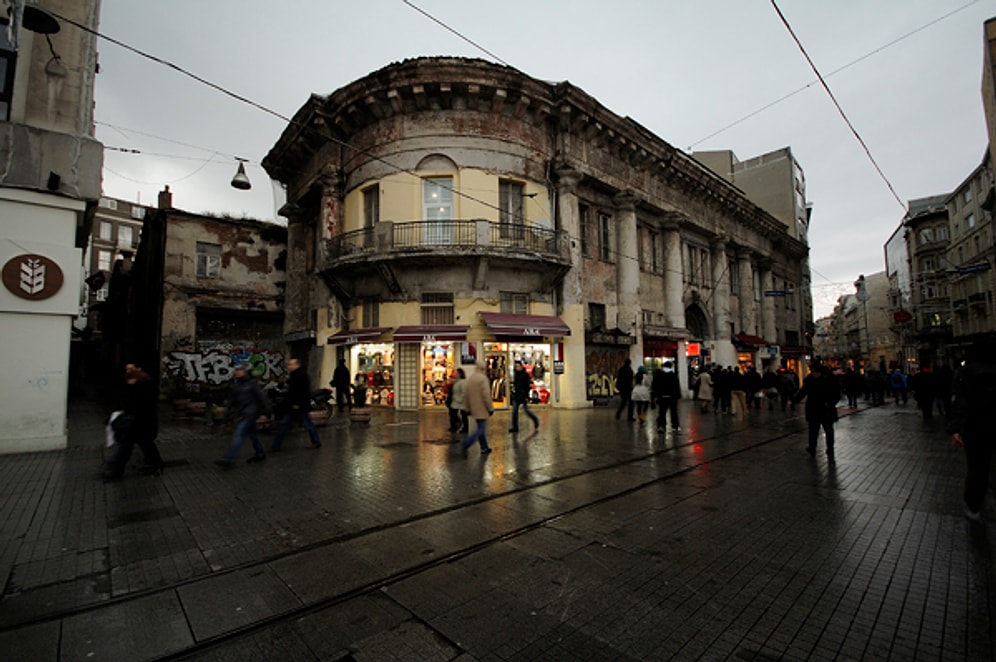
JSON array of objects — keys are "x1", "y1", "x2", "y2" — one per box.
[{"x1": 165, "y1": 349, "x2": 286, "y2": 385}]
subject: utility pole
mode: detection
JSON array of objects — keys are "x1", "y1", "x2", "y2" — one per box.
[{"x1": 855, "y1": 275, "x2": 871, "y2": 370}]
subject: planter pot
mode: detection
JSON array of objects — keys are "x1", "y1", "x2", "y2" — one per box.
[
  {"x1": 350, "y1": 407, "x2": 372, "y2": 423},
  {"x1": 186, "y1": 401, "x2": 208, "y2": 416},
  {"x1": 309, "y1": 410, "x2": 331, "y2": 427},
  {"x1": 172, "y1": 398, "x2": 191, "y2": 412}
]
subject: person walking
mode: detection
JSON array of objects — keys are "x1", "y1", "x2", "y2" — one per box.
[
  {"x1": 615, "y1": 358, "x2": 635, "y2": 422},
  {"x1": 792, "y1": 361, "x2": 842, "y2": 461},
  {"x1": 103, "y1": 363, "x2": 165, "y2": 480},
  {"x1": 450, "y1": 368, "x2": 469, "y2": 435},
  {"x1": 509, "y1": 360, "x2": 539, "y2": 432},
  {"x1": 652, "y1": 361, "x2": 682, "y2": 433},
  {"x1": 760, "y1": 368, "x2": 780, "y2": 411},
  {"x1": 843, "y1": 367, "x2": 863, "y2": 408},
  {"x1": 270, "y1": 358, "x2": 322, "y2": 451},
  {"x1": 632, "y1": 371, "x2": 652, "y2": 422},
  {"x1": 729, "y1": 366, "x2": 747, "y2": 420},
  {"x1": 697, "y1": 367, "x2": 713, "y2": 413},
  {"x1": 215, "y1": 362, "x2": 269, "y2": 467},
  {"x1": 910, "y1": 366, "x2": 937, "y2": 420},
  {"x1": 461, "y1": 360, "x2": 495, "y2": 456},
  {"x1": 778, "y1": 368, "x2": 799, "y2": 412},
  {"x1": 946, "y1": 338, "x2": 996, "y2": 523},
  {"x1": 330, "y1": 359, "x2": 351, "y2": 412},
  {"x1": 889, "y1": 368, "x2": 908, "y2": 405}
]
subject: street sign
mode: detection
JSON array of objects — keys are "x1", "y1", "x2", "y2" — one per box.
[
  {"x1": 957, "y1": 261, "x2": 991, "y2": 275},
  {"x1": 763, "y1": 290, "x2": 786, "y2": 297},
  {"x1": 893, "y1": 310, "x2": 913, "y2": 324}
]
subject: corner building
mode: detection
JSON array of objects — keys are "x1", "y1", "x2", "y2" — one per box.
[{"x1": 263, "y1": 58, "x2": 812, "y2": 410}]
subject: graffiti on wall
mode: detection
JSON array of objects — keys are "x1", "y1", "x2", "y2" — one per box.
[
  {"x1": 164, "y1": 348, "x2": 286, "y2": 386},
  {"x1": 585, "y1": 347, "x2": 628, "y2": 399}
]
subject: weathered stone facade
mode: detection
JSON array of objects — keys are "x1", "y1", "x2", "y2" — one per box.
[{"x1": 263, "y1": 57, "x2": 812, "y2": 409}]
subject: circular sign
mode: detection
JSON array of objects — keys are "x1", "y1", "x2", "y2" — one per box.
[
  {"x1": 893, "y1": 310, "x2": 913, "y2": 324},
  {"x1": 2, "y1": 253, "x2": 65, "y2": 301}
]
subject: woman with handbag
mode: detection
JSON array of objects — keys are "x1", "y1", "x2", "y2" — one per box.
[{"x1": 103, "y1": 364, "x2": 165, "y2": 480}]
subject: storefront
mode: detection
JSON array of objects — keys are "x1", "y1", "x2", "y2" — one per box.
[
  {"x1": 393, "y1": 325, "x2": 468, "y2": 409},
  {"x1": 479, "y1": 313, "x2": 568, "y2": 408},
  {"x1": 643, "y1": 337, "x2": 677, "y2": 373},
  {"x1": 327, "y1": 327, "x2": 394, "y2": 406},
  {"x1": 733, "y1": 333, "x2": 774, "y2": 369}
]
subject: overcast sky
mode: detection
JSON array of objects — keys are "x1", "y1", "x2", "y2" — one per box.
[{"x1": 92, "y1": 0, "x2": 994, "y2": 318}]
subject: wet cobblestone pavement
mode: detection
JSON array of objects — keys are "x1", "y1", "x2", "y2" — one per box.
[{"x1": 0, "y1": 396, "x2": 993, "y2": 660}]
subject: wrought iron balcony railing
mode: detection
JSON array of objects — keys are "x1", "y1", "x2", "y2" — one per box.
[{"x1": 322, "y1": 219, "x2": 570, "y2": 267}]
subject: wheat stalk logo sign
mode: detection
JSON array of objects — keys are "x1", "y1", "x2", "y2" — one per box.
[{"x1": 2, "y1": 253, "x2": 64, "y2": 301}]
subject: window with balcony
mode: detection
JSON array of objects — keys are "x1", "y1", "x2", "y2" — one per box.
[
  {"x1": 423, "y1": 177, "x2": 452, "y2": 244},
  {"x1": 99, "y1": 222, "x2": 113, "y2": 241},
  {"x1": 598, "y1": 213, "x2": 612, "y2": 262},
  {"x1": 500, "y1": 292, "x2": 528, "y2": 314},
  {"x1": 363, "y1": 185, "x2": 379, "y2": 229},
  {"x1": 498, "y1": 180, "x2": 524, "y2": 239},
  {"x1": 196, "y1": 242, "x2": 222, "y2": 278},
  {"x1": 420, "y1": 293, "x2": 454, "y2": 325}
]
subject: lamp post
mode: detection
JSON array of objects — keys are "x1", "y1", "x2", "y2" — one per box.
[{"x1": 855, "y1": 275, "x2": 871, "y2": 369}]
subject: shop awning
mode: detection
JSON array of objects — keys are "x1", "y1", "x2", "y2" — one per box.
[
  {"x1": 326, "y1": 327, "x2": 391, "y2": 345},
  {"x1": 393, "y1": 325, "x2": 469, "y2": 342},
  {"x1": 479, "y1": 312, "x2": 571, "y2": 337},
  {"x1": 734, "y1": 333, "x2": 771, "y2": 349}
]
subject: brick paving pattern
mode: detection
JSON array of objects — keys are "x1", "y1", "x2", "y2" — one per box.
[{"x1": 0, "y1": 396, "x2": 992, "y2": 660}]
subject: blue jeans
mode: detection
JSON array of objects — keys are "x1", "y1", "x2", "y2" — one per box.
[
  {"x1": 511, "y1": 399, "x2": 538, "y2": 430},
  {"x1": 462, "y1": 418, "x2": 490, "y2": 452},
  {"x1": 223, "y1": 418, "x2": 266, "y2": 462},
  {"x1": 271, "y1": 410, "x2": 321, "y2": 449}
]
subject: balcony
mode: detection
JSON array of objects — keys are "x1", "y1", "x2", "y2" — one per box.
[{"x1": 320, "y1": 220, "x2": 572, "y2": 297}]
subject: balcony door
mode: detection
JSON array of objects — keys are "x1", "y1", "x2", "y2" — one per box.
[{"x1": 423, "y1": 177, "x2": 453, "y2": 245}]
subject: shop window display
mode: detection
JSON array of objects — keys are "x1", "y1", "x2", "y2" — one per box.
[
  {"x1": 422, "y1": 343, "x2": 455, "y2": 406},
  {"x1": 353, "y1": 344, "x2": 395, "y2": 406}
]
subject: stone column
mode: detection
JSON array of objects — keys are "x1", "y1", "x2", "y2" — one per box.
[
  {"x1": 737, "y1": 250, "x2": 754, "y2": 334},
  {"x1": 759, "y1": 257, "x2": 776, "y2": 343},
  {"x1": 711, "y1": 237, "x2": 736, "y2": 366},
  {"x1": 615, "y1": 192, "x2": 641, "y2": 364},
  {"x1": 662, "y1": 218, "x2": 684, "y2": 329},
  {"x1": 555, "y1": 164, "x2": 590, "y2": 409}
]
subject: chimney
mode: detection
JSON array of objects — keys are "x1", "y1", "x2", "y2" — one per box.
[{"x1": 158, "y1": 185, "x2": 173, "y2": 209}]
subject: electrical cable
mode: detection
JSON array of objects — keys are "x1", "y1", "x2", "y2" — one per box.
[{"x1": 770, "y1": 0, "x2": 907, "y2": 215}]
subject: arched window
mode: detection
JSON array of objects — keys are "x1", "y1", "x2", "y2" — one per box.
[{"x1": 685, "y1": 305, "x2": 709, "y2": 340}]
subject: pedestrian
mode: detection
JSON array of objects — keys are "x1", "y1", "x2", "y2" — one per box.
[
  {"x1": 270, "y1": 358, "x2": 322, "y2": 451},
  {"x1": 697, "y1": 366, "x2": 713, "y2": 413},
  {"x1": 615, "y1": 358, "x2": 635, "y2": 422},
  {"x1": 461, "y1": 360, "x2": 494, "y2": 456},
  {"x1": 792, "y1": 361, "x2": 842, "y2": 461},
  {"x1": 760, "y1": 368, "x2": 780, "y2": 411},
  {"x1": 652, "y1": 360, "x2": 681, "y2": 433},
  {"x1": 946, "y1": 337, "x2": 996, "y2": 523},
  {"x1": 729, "y1": 366, "x2": 747, "y2": 420},
  {"x1": 445, "y1": 371, "x2": 461, "y2": 433},
  {"x1": 451, "y1": 368, "x2": 469, "y2": 435},
  {"x1": 778, "y1": 368, "x2": 798, "y2": 412},
  {"x1": 632, "y1": 371, "x2": 652, "y2": 422},
  {"x1": 103, "y1": 363, "x2": 165, "y2": 480},
  {"x1": 843, "y1": 367, "x2": 863, "y2": 408},
  {"x1": 889, "y1": 368, "x2": 908, "y2": 404},
  {"x1": 215, "y1": 362, "x2": 269, "y2": 467},
  {"x1": 509, "y1": 360, "x2": 539, "y2": 432},
  {"x1": 745, "y1": 365, "x2": 762, "y2": 410},
  {"x1": 935, "y1": 363, "x2": 953, "y2": 416},
  {"x1": 330, "y1": 358, "x2": 351, "y2": 412},
  {"x1": 909, "y1": 366, "x2": 936, "y2": 420},
  {"x1": 713, "y1": 365, "x2": 729, "y2": 413}
]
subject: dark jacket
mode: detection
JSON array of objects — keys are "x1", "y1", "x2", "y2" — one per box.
[
  {"x1": 651, "y1": 369, "x2": 681, "y2": 400},
  {"x1": 119, "y1": 379, "x2": 159, "y2": 442},
  {"x1": 946, "y1": 361, "x2": 996, "y2": 439},
  {"x1": 331, "y1": 362, "x2": 351, "y2": 390},
  {"x1": 286, "y1": 367, "x2": 312, "y2": 410},
  {"x1": 227, "y1": 374, "x2": 268, "y2": 421},
  {"x1": 793, "y1": 373, "x2": 841, "y2": 424},
  {"x1": 616, "y1": 363, "x2": 634, "y2": 395},
  {"x1": 512, "y1": 368, "x2": 532, "y2": 404}
]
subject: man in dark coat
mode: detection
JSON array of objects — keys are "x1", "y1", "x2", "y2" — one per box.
[
  {"x1": 793, "y1": 361, "x2": 842, "y2": 460},
  {"x1": 615, "y1": 358, "x2": 635, "y2": 422},
  {"x1": 946, "y1": 338, "x2": 996, "y2": 523},
  {"x1": 652, "y1": 361, "x2": 682, "y2": 433},
  {"x1": 509, "y1": 360, "x2": 539, "y2": 432},
  {"x1": 216, "y1": 362, "x2": 270, "y2": 467},
  {"x1": 331, "y1": 359, "x2": 351, "y2": 412},
  {"x1": 271, "y1": 358, "x2": 322, "y2": 451},
  {"x1": 910, "y1": 366, "x2": 937, "y2": 420}
]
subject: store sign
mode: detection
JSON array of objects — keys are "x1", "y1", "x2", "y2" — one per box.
[
  {"x1": 2, "y1": 253, "x2": 64, "y2": 301},
  {"x1": 553, "y1": 360, "x2": 565, "y2": 374}
]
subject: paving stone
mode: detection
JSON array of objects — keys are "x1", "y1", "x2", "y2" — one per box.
[{"x1": 0, "y1": 620, "x2": 59, "y2": 661}]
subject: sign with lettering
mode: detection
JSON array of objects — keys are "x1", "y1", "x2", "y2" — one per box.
[
  {"x1": 2, "y1": 254, "x2": 64, "y2": 301},
  {"x1": 553, "y1": 360, "x2": 565, "y2": 374}
]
